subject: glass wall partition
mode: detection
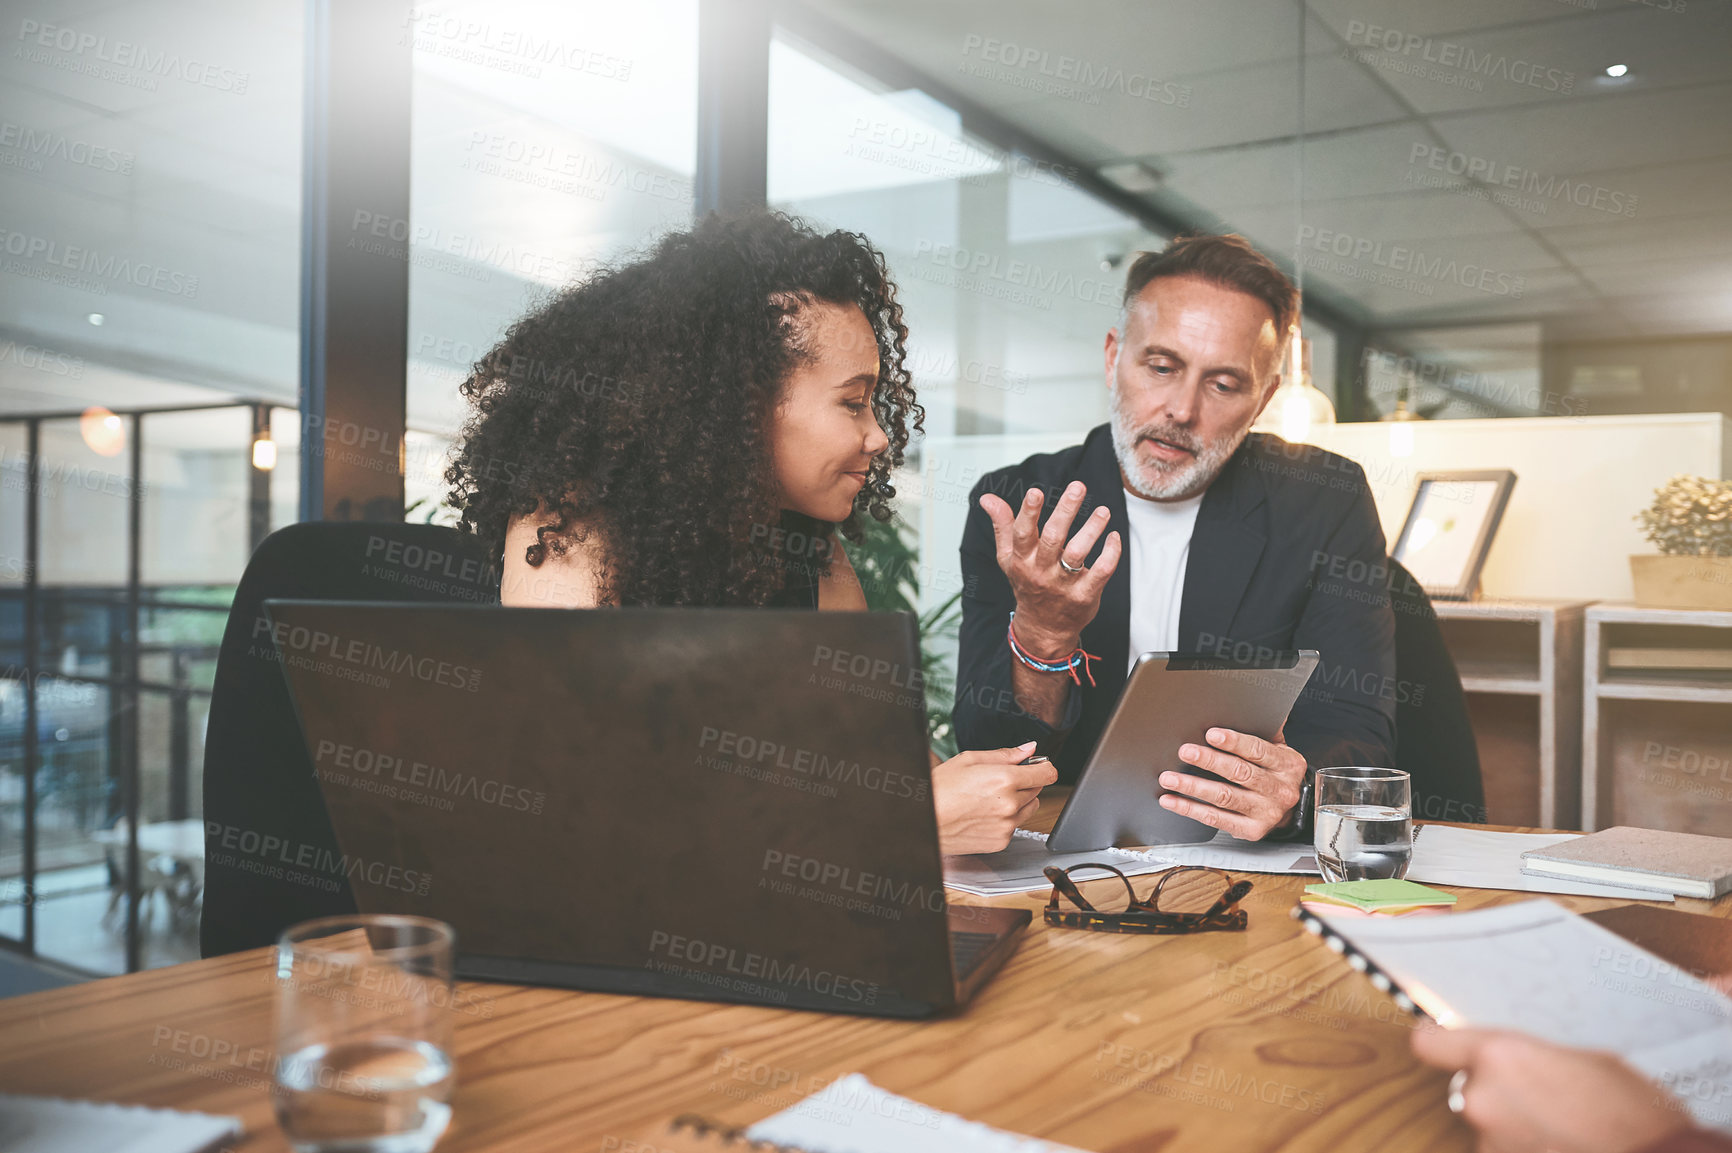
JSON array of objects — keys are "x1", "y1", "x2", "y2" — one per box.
[
  {"x1": 0, "y1": 403, "x2": 287, "y2": 974},
  {"x1": 405, "y1": 0, "x2": 700, "y2": 458},
  {"x1": 0, "y1": 0, "x2": 303, "y2": 975},
  {"x1": 766, "y1": 29, "x2": 1169, "y2": 718}
]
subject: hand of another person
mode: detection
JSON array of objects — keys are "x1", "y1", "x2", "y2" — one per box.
[
  {"x1": 1412, "y1": 1024, "x2": 1693, "y2": 1153},
  {"x1": 978, "y1": 481, "x2": 1121, "y2": 659},
  {"x1": 1157, "y1": 726, "x2": 1306, "y2": 840},
  {"x1": 933, "y1": 742, "x2": 1058, "y2": 855}
]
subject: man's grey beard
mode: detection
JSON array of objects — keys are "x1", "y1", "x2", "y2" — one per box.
[{"x1": 1110, "y1": 386, "x2": 1249, "y2": 501}]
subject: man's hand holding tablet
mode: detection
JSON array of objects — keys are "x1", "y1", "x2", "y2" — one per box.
[{"x1": 1161, "y1": 725, "x2": 1308, "y2": 840}]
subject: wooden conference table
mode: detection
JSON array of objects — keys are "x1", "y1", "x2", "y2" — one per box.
[{"x1": 2, "y1": 801, "x2": 1726, "y2": 1153}]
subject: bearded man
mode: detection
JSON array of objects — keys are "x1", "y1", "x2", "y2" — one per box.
[{"x1": 951, "y1": 233, "x2": 1396, "y2": 842}]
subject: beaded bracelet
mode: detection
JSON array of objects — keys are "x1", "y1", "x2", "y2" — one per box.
[{"x1": 1007, "y1": 611, "x2": 1101, "y2": 687}]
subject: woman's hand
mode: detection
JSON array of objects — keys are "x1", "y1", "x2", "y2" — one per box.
[
  {"x1": 1412, "y1": 1024, "x2": 1693, "y2": 1153},
  {"x1": 933, "y1": 742, "x2": 1058, "y2": 855}
]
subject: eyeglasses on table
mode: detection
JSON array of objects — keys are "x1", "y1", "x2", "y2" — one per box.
[{"x1": 1042, "y1": 864, "x2": 1253, "y2": 934}]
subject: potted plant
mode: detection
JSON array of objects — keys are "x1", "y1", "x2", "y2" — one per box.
[
  {"x1": 1631, "y1": 475, "x2": 1732, "y2": 610},
  {"x1": 848, "y1": 513, "x2": 964, "y2": 757}
]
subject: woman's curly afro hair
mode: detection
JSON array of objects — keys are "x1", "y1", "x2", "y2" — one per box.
[{"x1": 443, "y1": 210, "x2": 921, "y2": 607}]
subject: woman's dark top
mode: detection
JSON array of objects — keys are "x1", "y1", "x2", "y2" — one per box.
[{"x1": 763, "y1": 510, "x2": 831, "y2": 609}]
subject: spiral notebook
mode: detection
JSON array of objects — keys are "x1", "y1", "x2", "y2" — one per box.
[
  {"x1": 1293, "y1": 898, "x2": 1732, "y2": 1132},
  {"x1": 629, "y1": 1074, "x2": 1089, "y2": 1153}
]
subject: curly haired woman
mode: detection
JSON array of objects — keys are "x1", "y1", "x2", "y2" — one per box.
[{"x1": 444, "y1": 211, "x2": 1055, "y2": 853}]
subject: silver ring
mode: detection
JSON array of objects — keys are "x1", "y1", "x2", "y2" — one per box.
[
  {"x1": 1058, "y1": 556, "x2": 1086, "y2": 575},
  {"x1": 1447, "y1": 1068, "x2": 1469, "y2": 1115}
]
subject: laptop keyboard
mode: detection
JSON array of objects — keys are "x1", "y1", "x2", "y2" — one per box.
[{"x1": 949, "y1": 931, "x2": 999, "y2": 981}]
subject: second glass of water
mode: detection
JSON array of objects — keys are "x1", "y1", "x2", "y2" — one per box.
[
  {"x1": 272, "y1": 915, "x2": 456, "y2": 1153},
  {"x1": 1314, "y1": 767, "x2": 1412, "y2": 883}
]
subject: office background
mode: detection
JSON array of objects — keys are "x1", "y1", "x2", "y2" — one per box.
[{"x1": 1, "y1": 0, "x2": 1728, "y2": 978}]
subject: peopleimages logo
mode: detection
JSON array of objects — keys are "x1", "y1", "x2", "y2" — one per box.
[
  {"x1": 1297, "y1": 225, "x2": 1526, "y2": 299},
  {"x1": 204, "y1": 820, "x2": 431, "y2": 897},
  {"x1": 0, "y1": 444, "x2": 141, "y2": 500},
  {"x1": 759, "y1": 849, "x2": 947, "y2": 917},
  {"x1": 903, "y1": 346, "x2": 1030, "y2": 394},
  {"x1": 347, "y1": 209, "x2": 604, "y2": 286},
  {"x1": 251, "y1": 616, "x2": 483, "y2": 693},
  {"x1": 0, "y1": 120, "x2": 133, "y2": 174},
  {"x1": 0, "y1": 338, "x2": 83, "y2": 378},
  {"x1": 696, "y1": 726, "x2": 927, "y2": 801},
  {"x1": 463, "y1": 131, "x2": 688, "y2": 203},
  {"x1": 1342, "y1": 20, "x2": 1574, "y2": 94},
  {"x1": 16, "y1": 19, "x2": 251, "y2": 93},
  {"x1": 908, "y1": 239, "x2": 1119, "y2": 309},
  {"x1": 404, "y1": 8, "x2": 633, "y2": 82},
  {"x1": 959, "y1": 34, "x2": 1192, "y2": 106},
  {"x1": 0, "y1": 227, "x2": 199, "y2": 298},
  {"x1": 646, "y1": 930, "x2": 880, "y2": 1007},
  {"x1": 1406, "y1": 143, "x2": 1637, "y2": 218},
  {"x1": 314, "y1": 739, "x2": 546, "y2": 816},
  {"x1": 364, "y1": 535, "x2": 495, "y2": 589},
  {"x1": 844, "y1": 116, "x2": 1078, "y2": 190},
  {"x1": 1361, "y1": 350, "x2": 1588, "y2": 419},
  {"x1": 1642, "y1": 741, "x2": 1732, "y2": 781}
]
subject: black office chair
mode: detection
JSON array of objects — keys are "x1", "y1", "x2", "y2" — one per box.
[
  {"x1": 1386, "y1": 558, "x2": 1486, "y2": 824},
  {"x1": 199, "y1": 521, "x2": 498, "y2": 957}
]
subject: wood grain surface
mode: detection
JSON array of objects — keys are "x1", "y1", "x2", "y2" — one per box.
[{"x1": 1, "y1": 807, "x2": 1724, "y2": 1153}]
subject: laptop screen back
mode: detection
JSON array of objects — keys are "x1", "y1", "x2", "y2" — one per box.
[{"x1": 264, "y1": 602, "x2": 953, "y2": 1015}]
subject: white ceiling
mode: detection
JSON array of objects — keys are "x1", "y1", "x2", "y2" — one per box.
[
  {"x1": 0, "y1": 0, "x2": 304, "y2": 415},
  {"x1": 0, "y1": 0, "x2": 697, "y2": 422},
  {"x1": 1, "y1": 0, "x2": 1727, "y2": 423},
  {"x1": 803, "y1": 0, "x2": 1732, "y2": 342}
]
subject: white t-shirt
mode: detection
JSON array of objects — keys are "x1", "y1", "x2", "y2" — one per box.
[{"x1": 1122, "y1": 488, "x2": 1205, "y2": 671}]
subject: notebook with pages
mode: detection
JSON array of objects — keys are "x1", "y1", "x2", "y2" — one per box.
[{"x1": 1296, "y1": 898, "x2": 1732, "y2": 1132}]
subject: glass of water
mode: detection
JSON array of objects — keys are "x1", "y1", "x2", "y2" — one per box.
[
  {"x1": 1314, "y1": 767, "x2": 1413, "y2": 883},
  {"x1": 272, "y1": 915, "x2": 456, "y2": 1153}
]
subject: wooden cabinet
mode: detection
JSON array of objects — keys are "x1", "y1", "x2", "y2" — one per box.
[
  {"x1": 1584, "y1": 603, "x2": 1732, "y2": 833},
  {"x1": 1432, "y1": 599, "x2": 1589, "y2": 828}
]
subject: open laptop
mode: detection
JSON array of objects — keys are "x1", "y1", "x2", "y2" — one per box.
[{"x1": 263, "y1": 601, "x2": 1028, "y2": 1019}]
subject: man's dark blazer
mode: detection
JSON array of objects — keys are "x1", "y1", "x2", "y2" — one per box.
[{"x1": 952, "y1": 424, "x2": 1398, "y2": 788}]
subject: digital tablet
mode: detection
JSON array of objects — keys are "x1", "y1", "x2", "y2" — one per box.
[{"x1": 1046, "y1": 649, "x2": 1320, "y2": 852}]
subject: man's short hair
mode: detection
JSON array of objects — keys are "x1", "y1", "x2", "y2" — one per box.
[{"x1": 1120, "y1": 234, "x2": 1298, "y2": 340}]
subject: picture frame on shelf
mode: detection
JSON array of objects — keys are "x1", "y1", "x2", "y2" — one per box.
[{"x1": 1391, "y1": 470, "x2": 1518, "y2": 601}]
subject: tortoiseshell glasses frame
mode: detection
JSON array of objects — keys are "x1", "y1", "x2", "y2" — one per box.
[{"x1": 1042, "y1": 864, "x2": 1253, "y2": 934}]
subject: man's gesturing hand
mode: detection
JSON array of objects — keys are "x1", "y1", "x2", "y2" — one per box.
[
  {"x1": 1157, "y1": 727, "x2": 1307, "y2": 840},
  {"x1": 978, "y1": 481, "x2": 1121, "y2": 656}
]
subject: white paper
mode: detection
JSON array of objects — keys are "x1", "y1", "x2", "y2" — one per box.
[
  {"x1": 1123, "y1": 831, "x2": 1318, "y2": 875},
  {"x1": 1626, "y1": 1031, "x2": 1732, "y2": 1133},
  {"x1": 941, "y1": 830, "x2": 1172, "y2": 896},
  {"x1": 0, "y1": 1095, "x2": 240, "y2": 1153},
  {"x1": 1315, "y1": 900, "x2": 1732, "y2": 1131},
  {"x1": 941, "y1": 829, "x2": 1316, "y2": 896},
  {"x1": 945, "y1": 824, "x2": 1682, "y2": 900},
  {"x1": 1407, "y1": 825, "x2": 1675, "y2": 902},
  {"x1": 747, "y1": 1073, "x2": 1090, "y2": 1153}
]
